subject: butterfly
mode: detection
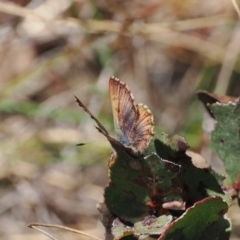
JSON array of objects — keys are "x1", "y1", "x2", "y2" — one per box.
[{"x1": 75, "y1": 76, "x2": 154, "y2": 154}]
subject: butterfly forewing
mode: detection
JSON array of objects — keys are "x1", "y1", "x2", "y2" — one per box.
[{"x1": 109, "y1": 77, "x2": 137, "y2": 144}]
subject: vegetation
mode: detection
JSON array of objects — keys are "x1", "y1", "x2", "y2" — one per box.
[{"x1": 0, "y1": 1, "x2": 240, "y2": 239}]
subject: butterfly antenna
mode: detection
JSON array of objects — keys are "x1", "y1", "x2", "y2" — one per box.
[
  {"x1": 95, "y1": 126, "x2": 122, "y2": 150},
  {"x1": 76, "y1": 139, "x2": 108, "y2": 146},
  {"x1": 75, "y1": 96, "x2": 109, "y2": 135}
]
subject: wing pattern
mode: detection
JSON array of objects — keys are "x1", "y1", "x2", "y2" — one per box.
[{"x1": 109, "y1": 77, "x2": 154, "y2": 152}]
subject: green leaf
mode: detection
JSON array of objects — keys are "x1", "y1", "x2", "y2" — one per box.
[
  {"x1": 112, "y1": 215, "x2": 173, "y2": 239},
  {"x1": 149, "y1": 133, "x2": 232, "y2": 206},
  {"x1": 209, "y1": 99, "x2": 240, "y2": 182},
  {"x1": 159, "y1": 196, "x2": 229, "y2": 240},
  {"x1": 104, "y1": 147, "x2": 180, "y2": 223},
  {"x1": 134, "y1": 215, "x2": 173, "y2": 235},
  {"x1": 111, "y1": 218, "x2": 133, "y2": 240}
]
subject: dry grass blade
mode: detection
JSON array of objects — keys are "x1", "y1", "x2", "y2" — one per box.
[
  {"x1": 76, "y1": 18, "x2": 231, "y2": 66},
  {"x1": 0, "y1": 1, "x2": 42, "y2": 19},
  {"x1": 231, "y1": 0, "x2": 240, "y2": 17},
  {"x1": 82, "y1": 15, "x2": 233, "y2": 33},
  {"x1": 28, "y1": 225, "x2": 59, "y2": 240},
  {"x1": 28, "y1": 223, "x2": 103, "y2": 240},
  {"x1": 0, "y1": 2, "x2": 233, "y2": 66},
  {"x1": 0, "y1": 1, "x2": 239, "y2": 239},
  {"x1": 215, "y1": 21, "x2": 240, "y2": 94}
]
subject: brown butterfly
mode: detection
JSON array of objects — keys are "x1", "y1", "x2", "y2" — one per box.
[{"x1": 75, "y1": 76, "x2": 154, "y2": 154}]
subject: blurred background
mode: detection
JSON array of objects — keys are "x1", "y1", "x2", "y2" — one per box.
[{"x1": 0, "y1": 0, "x2": 240, "y2": 239}]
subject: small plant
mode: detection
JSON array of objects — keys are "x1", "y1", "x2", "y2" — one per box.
[
  {"x1": 74, "y1": 77, "x2": 239, "y2": 240},
  {"x1": 29, "y1": 77, "x2": 239, "y2": 240}
]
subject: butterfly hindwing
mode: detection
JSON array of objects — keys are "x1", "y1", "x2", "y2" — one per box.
[{"x1": 130, "y1": 103, "x2": 154, "y2": 151}]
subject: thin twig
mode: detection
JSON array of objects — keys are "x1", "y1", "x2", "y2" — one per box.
[
  {"x1": 29, "y1": 225, "x2": 59, "y2": 240},
  {"x1": 28, "y1": 222, "x2": 103, "y2": 240}
]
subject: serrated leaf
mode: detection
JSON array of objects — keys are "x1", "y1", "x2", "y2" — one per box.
[
  {"x1": 209, "y1": 99, "x2": 240, "y2": 182},
  {"x1": 112, "y1": 218, "x2": 133, "y2": 240},
  {"x1": 197, "y1": 90, "x2": 237, "y2": 118},
  {"x1": 200, "y1": 215, "x2": 231, "y2": 240},
  {"x1": 105, "y1": 147, "x2": 180, "y2": 223},
  {"x1": 112, "y1": 215, "x2": 173, "y2": 239},
  {"x1": 149, "y1": 133, "x2": 232, "y2": 206},
  {"x1": 159, "y1": 196, "x2": 229, "y2": 240},
  {"x1": 134, "y1": 215, "x2": 173, "y2": 235}
]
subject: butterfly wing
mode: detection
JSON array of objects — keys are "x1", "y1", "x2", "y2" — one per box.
[
  {"x1": 130, "y1": 103, "x2": 154, "y2": 151},
  {"x1": 76, "y1": 77, "x2": 154, "y2": 154},
  {"x1": 109, "y1": 77, "x2": 137, "y2": 145}
]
